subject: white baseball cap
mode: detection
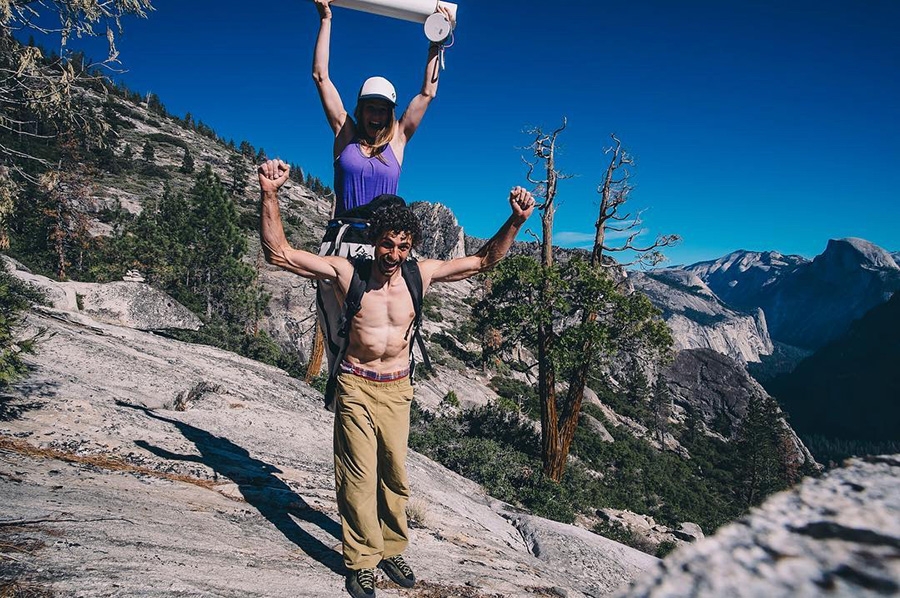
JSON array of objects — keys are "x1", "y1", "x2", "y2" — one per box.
[{"x1": 358, "y1": 76, "x2": 397, "y2": 105}]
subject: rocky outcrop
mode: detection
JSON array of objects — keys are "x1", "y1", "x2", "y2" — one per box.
[
  {"x1": 3, "y1": 255, "x2": 201, "y2": 331},
  {"x1": 257, "y1": 256, "x2": 319, "y2": 367},
  {"x1": 762, "y1": 238, "x2": 900, "y2": 349},
  {"x1": 630, "y1": 269, "x2": 773, "y2": 363},
  {"x1": 506, "y1": 512, "x2": 658, "y2": 596},
  {"x1": 662, "y1": 348, "x2": 816, "y2": 467},
  {"x1": 582, "y1": 413, "x2": 615, "y2": 443},
  {"x1": 663, "y1": 348, "x2": 758, "y2": 430},
  {"x1": 584, "y1": 386, "x2": 691, "y2": 459},
  {"x1": 594, "y1": 509, "x2": 705, "y2": 553},
  {"x1": 411, "y1": 201, "x2": 465, "y2": 260},
  {"x1": 616, "y1": 455, "x2": 900, "y2": 597}
]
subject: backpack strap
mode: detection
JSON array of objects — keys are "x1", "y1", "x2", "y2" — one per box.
[
  {"x1": 330, "y1": 257, "x2": 371, "y2": 380},
  {"x1": 400, "y1": 259, "x2": 432, "y2": 376}
]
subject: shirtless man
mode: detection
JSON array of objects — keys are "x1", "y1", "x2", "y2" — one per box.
[{"x1": 258, "y1": 159, "x2": 534, "y2": 598}]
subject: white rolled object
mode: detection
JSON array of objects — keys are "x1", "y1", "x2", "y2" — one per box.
[{"x1": 329, "y1": 0, "x2": 457, "y2": 26}]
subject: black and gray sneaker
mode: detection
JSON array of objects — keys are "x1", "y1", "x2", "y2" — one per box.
[
  {"x1": 346, "y1": 568, "x2": 376, "y2": 598},
  {"x1": 378, "y1": 554, "x2": 416, "y2": 588}
]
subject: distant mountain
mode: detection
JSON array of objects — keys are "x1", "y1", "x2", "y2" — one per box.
[
  {"x1": 687, "y1": 238, "x2": 900, "y2": 351},
  {"x1": 893, "y1": 251, "x2": 900, "y2": 267},
  {"x1": 766, "y1": 292, "x2": 900, "y2": 445},
  {"x1": 684, "y1": 250, "x2": 808, "y2": 310},
  {"x1": 629, "y1": 269, "x2": 773, "y2": 363}
]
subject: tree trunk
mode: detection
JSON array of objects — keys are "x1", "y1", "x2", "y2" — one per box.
[
  {"x1": 53, "y1": 205, "x2": 66, "y2": 280},
  {"x1": 205, "y1": 269, "x2": 212, "y2": 319},
  {"x1": 538, "y1": 167, "x2": 558, "y2": 478},
  {"x1": 548, "y1": 310, "x2": 597, "y2": 481},
  {"x1": 538, "y1": 320, "x2": 559, "y2": 477}
]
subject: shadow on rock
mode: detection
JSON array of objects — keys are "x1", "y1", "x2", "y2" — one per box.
[
  {"x1": 1, "y1": 375, "x2": 57, "y2": 421},
  {"x1": 117, "y1": 401, "x2": 345, "y2": 575},
  {"x1": 0, "y1": 395, "x2": 46, "y2": 421}
]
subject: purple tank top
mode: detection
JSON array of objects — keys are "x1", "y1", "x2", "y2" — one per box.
[{"x1": 334, "y1": 141, "x2": 401, "y2": 215}]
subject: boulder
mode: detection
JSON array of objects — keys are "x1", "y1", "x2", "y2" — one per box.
[
  {"x1": 411, "y1": 201, "x2": 465, "y2": 260},
  {"x1": 617, "y1": 455, "x2": 900, "y2": 597},
  {"x1": 65, "y1": 281, "x2": 202, "y2": 331},
  {"x1": 673, "y1": 522, "x2": 704, "y2": 543},
  {"x1": 3, "y1": 255, "x2": 200, "y2": 331},
  {"x1": 582, "y1": 413, "x2": 614, "y2": 443}
]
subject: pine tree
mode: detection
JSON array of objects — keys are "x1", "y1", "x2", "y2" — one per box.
[
  {"x1": 10, "y1": 129, "x2": 98, "y2": 280},
  {"x1": 121, "y1": 143, "x2": 134, "y2": 169},
  {"x1": 0, "y1": 266, "x2": 42, "y2": 390},
  {"x1": 475, "y1": 253, "x2": 673, "y2": 480},
  {"x1": 141, "y1": 140, "x2": 155, "y2": 164},
  {"x1": 228, "y1": 153, "x2": 248, "y2": 196},
  {"x1": 650, "y1": 376, "x2": 672, "y2": 445},
  {"x1": 188, "y1": 165, "x2": 255, "y2": 322},
  {"x1": 289, "y1": 162, "x2": 305, "y2": 184},
  {"x1": 180, "y1": 148, "x2": 195, "y2": 174},
  {"x1": 733, "y1": 394, "x2": 792, "y2": 509},
  {"x1": 0, "y1": 169, "x2": 16, "y2": 250},
  {"x1": 627, "y1": 365, "x2": 651, "y2": 407},
  {"x1": 146, "y1": 93, "x2": 166, "y2": 116}
]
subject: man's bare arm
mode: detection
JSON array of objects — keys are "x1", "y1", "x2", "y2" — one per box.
[
  {"x1": 259, "y1": 159, "x2": 348, "y2": 281},
  {"x1": 419, "y1": 187, "x2": 535, "y2": 286}
]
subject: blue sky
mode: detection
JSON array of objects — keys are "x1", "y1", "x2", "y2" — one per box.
[{"x1": 37, "y1": 0, "x2": 900, "y2": 265}]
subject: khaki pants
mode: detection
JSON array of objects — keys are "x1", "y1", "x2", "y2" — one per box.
[{"x1": 333, "y1": 371, "x2": 413, "y2": 570}]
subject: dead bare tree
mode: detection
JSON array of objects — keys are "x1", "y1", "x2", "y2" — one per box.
[
  {"x1": 523, "y1": 118, "x2": 573, "y2": 266},
  {"x1": 592, "y1": 134, "x2": 680, "y2": 269},
  {"x1": 521, "y1": 118, "x2": 575, "y2": 476},
  {"x1": 1, "y1": 1, "x2": 154, "y2": 166}
]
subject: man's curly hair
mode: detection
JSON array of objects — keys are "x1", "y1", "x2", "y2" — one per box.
[{"x1": 368, "y1": 202, "x2": 422, "y2": 248}]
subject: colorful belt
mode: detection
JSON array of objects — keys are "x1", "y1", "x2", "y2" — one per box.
[{"x1": 340, "y1": 361, "x2": 409, "y2": 382}]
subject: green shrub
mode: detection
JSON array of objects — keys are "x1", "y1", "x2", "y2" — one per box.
[
  {"x1": 409, "y1": 401, "x2": 591, "y2": 523},
  {"x1": 0, "y1": 268, "x2": 45, "y2": 391},
  {"x1": 490, "y1": 375, "x2": 539, "y2": 417},
  {"x1": 309, "y1": 372, "x2": 328, "y2": 395},
  {"x1": 440, "y1": 390, "x2": 460, "y2": 409},
  {"x1": 656, "y1": 540, "x2": 678, "y2": 558},
  {"x1": 422, "y1": 294, "x2": 443, "y2": 322}
]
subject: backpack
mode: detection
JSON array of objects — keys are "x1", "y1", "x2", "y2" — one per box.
[{"x1": 315, "y1": 194, "x2": 430, "y2": 411}]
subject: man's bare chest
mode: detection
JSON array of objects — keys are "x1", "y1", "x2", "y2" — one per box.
[{"x1": 355, "y1": 283, "x2": 415, "y2": 329}]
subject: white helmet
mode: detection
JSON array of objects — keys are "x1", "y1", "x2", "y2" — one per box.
[{"x1": 358, "y1": 76, "x2": 397, "y2": 105}]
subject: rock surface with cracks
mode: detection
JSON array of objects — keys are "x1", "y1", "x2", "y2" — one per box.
[
  {"x1": 616, "y1": 455, "x2": 900, "y2": 598},
  {"x1": 0, "y1": 302, "x2": 657, "y2": 597}
]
